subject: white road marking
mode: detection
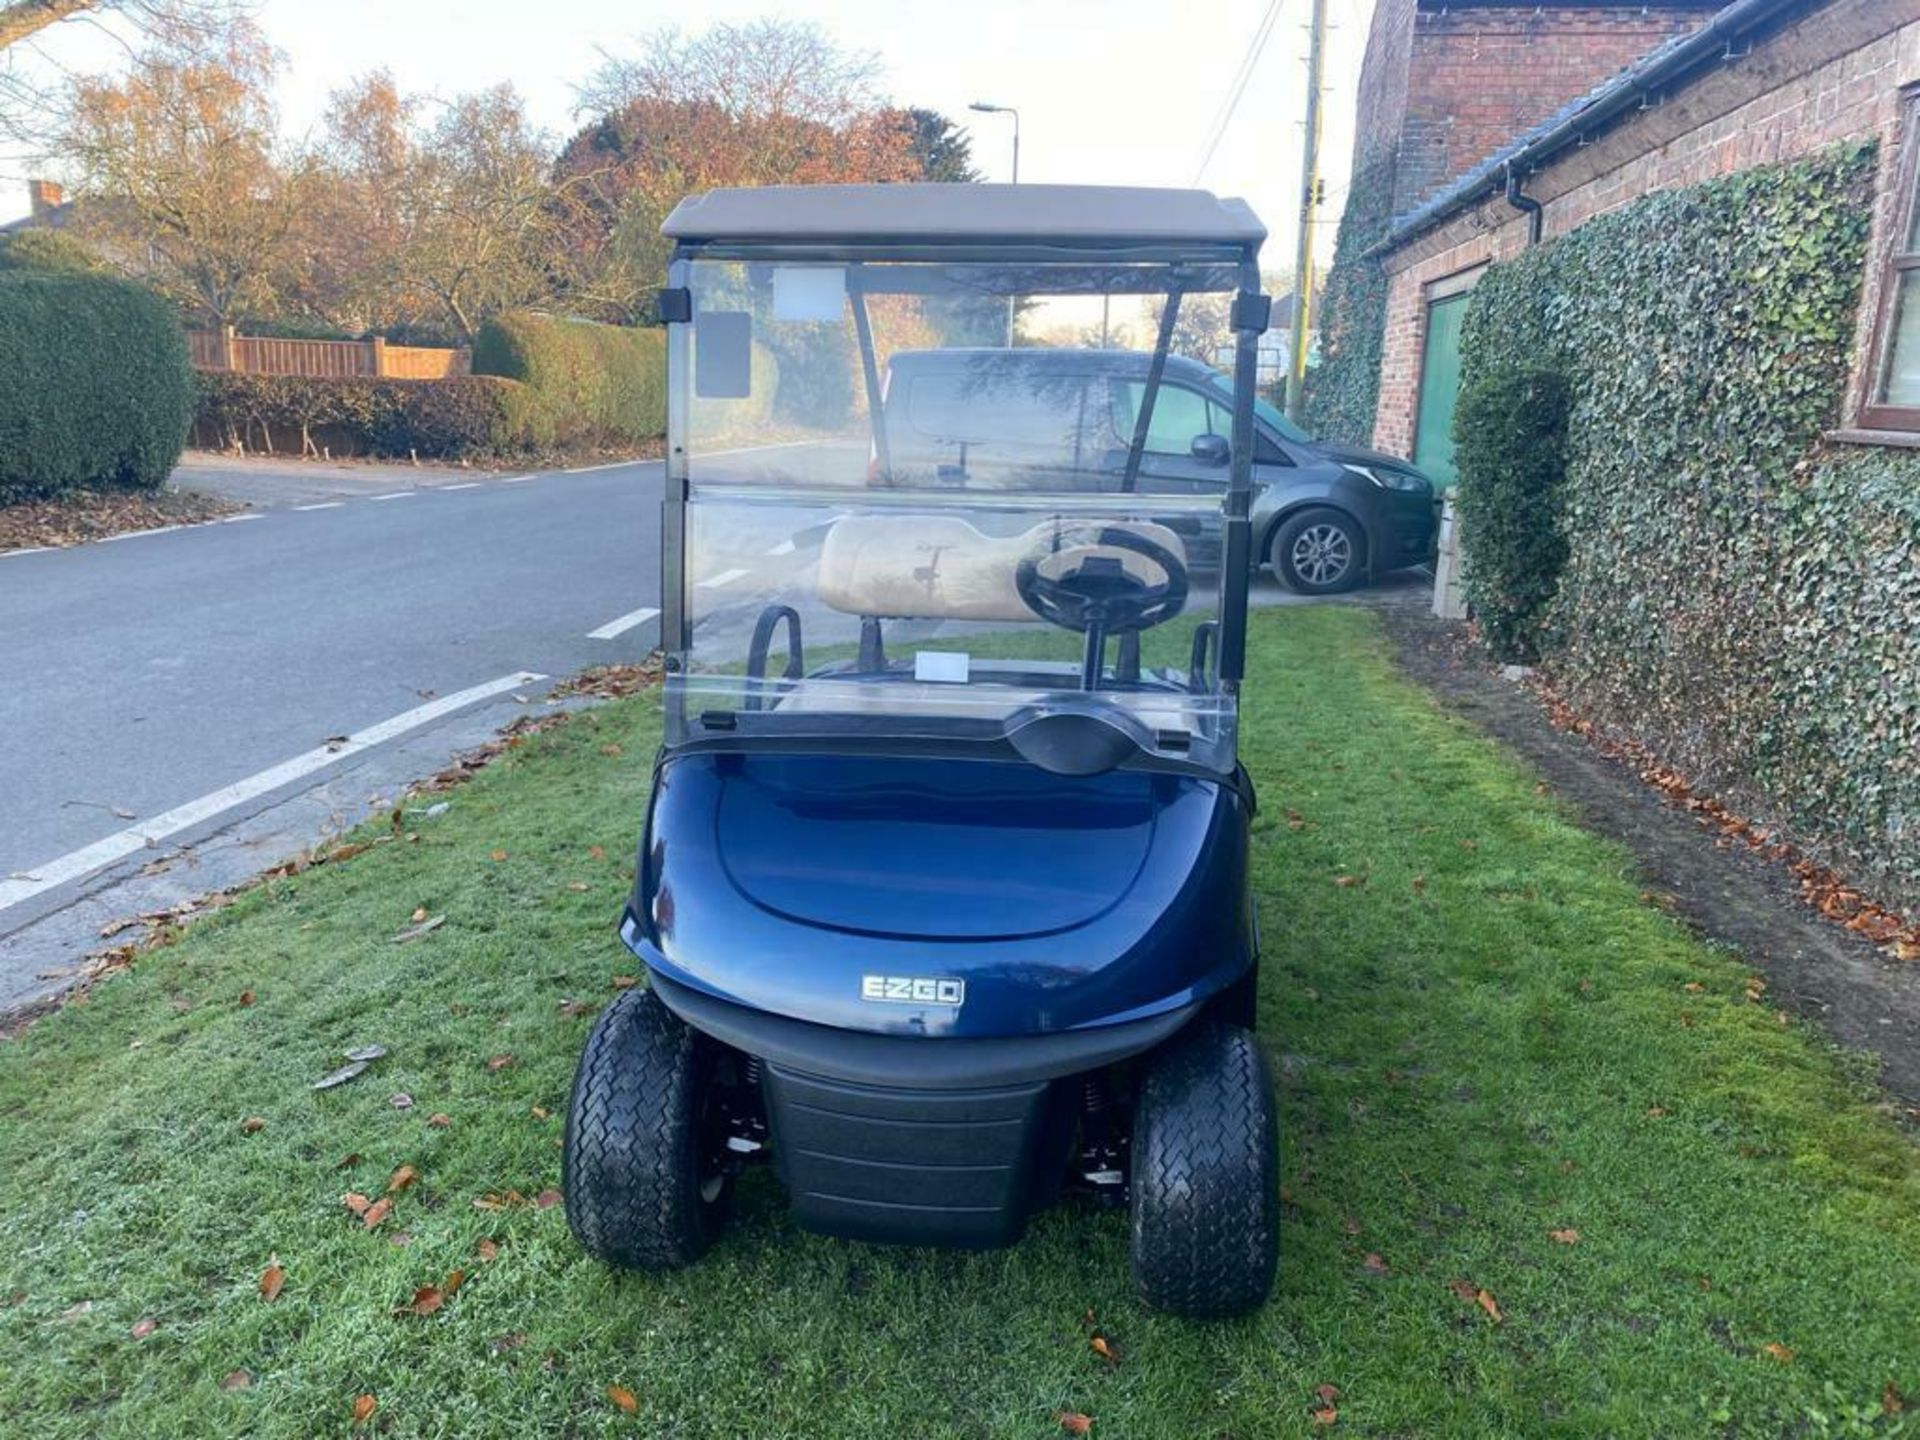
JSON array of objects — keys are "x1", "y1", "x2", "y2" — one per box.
[
  {"x1": 500, "y1": 474, "x2": 537, "y2": 484},
  {"x1": 764, "y1": 539, "x2": 796, "y2": 557},
  {"x1": 697, "y1": 567, "x2": 752, "y2": 589},
  {"x1": 586, "y1": 606, "x2": 661, "y2": 640},
  {"x1": 699, "y1": 440, "x2": 817, "y2": 460},
  {"x1": 1, "y1": 545, "x2": 57, "y2": 558},
  {"x1": 98, "y1": 525, "x2": 189, "y2": 542},
  {"x1": 439, "y1": 482, "x2": 482, "y2": 491},
  {"x1": 222, "y1": 513, "x2": 263, "y2": 523},
  {"x1": 370, "y1": 492, "x2": 413, "y2": 501},
  {"x1": 561, "y1": 459, "x2": 649, "y2": 475},
  {"x1": 294, "y1": 501, "x2": 345, "y2": 512},
  {"x1": 0, "y1": 671, "x2": 546, "y2": 918}
]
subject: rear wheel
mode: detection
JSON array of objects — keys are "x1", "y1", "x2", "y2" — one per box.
[
  {"x1": 1129, "y1": 1024, "x2": 1278, "y2": 1318},
  {"x1": 1270, "y1": 507, "x2": 1364, "y2": 594},
  {"x1": 564, "y1": 986, "x2": 731, "y2": 1270}
]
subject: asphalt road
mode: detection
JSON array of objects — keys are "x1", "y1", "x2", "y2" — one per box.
[{"x1": 0, "y1": 458, "x2": 667, "y2": 983}]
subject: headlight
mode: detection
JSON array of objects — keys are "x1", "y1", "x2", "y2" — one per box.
[{"x1": 1341, "y1": 462, "x2": 1429, "y2": 493}]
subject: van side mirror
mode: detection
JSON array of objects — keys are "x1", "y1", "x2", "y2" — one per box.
[{"x1": 1190, "y1": 433, "x2": 1230, "y2": 465}]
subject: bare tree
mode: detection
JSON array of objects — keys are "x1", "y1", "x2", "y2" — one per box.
[
  {"x1": 392, "y1": 85, "x2": 560, "y2": 341},
  {"x1": 60, "y1": 15, "x2": 305, "y2": 326},
  {"x1": 1, "y1": 0, "x2": 243, "y2": 148}
]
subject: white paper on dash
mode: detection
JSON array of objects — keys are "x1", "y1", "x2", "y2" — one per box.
[{"x1": 913, "y1": 651, "x2": 971, "y2": 684}]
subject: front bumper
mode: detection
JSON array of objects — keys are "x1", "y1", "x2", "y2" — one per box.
[{"x1": 650, "y1": 971, "x2": 1199, "y2": 1248}]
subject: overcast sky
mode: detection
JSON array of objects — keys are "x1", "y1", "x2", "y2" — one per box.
[{"x1": 1, "y1": 0, "x2": 1377, "y2": 271}]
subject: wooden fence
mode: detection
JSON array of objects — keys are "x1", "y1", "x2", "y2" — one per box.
[{"x1": 188, "y1": 327, "x2": 469, "y2": 380}]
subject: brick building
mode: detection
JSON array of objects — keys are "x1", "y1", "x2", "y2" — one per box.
[{"x1": 1331, "y1": 0, "x2": 1920, "y2": 475}]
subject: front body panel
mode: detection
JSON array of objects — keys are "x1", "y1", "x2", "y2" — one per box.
[{"x1": 623, "y1": 750, "x2": 1254, "y2": 1038}]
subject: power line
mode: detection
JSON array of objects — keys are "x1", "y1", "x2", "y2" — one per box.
[{"x1": 1190, "y1": 0, "x2": 1285, "y2": 185}]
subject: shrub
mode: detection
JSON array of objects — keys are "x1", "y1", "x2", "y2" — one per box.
[
  {"x1": 472, "y1": 312, "x2": 667, "y2": 449},
  {"x1": 1451, "y1": 365, "x2": 1570, "y2": 662},
  {"x1": 0, "y1": 228, "x2": 107, "y2": 277},
  {"x1": 0, "y1": 271, "x2": 193, "y2": 497},
  {"x1": 192, "y1": 373, "x2": 533, "y2": 461}
]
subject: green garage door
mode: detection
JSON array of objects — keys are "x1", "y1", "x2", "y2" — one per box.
[{"x1": 1412, "y1": 290, "x2": 1470, "y2": 492}]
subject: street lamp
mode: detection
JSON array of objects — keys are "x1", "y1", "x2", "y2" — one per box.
[
  {"x1": 968, "y1": 101, "x2": 1020, "y2": 183},
  {"x1": 970, "y1": 102, "x2": 1021, "y2": 344}
]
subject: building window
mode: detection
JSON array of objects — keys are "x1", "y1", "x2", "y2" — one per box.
[{"x1": 1863, "y1": 95, "x2": 1920, "y2": 431}]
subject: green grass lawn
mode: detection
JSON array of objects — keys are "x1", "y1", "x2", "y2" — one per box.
[{"x1": 3, "y1": 607, "x2": 1917, "y2": 1439}]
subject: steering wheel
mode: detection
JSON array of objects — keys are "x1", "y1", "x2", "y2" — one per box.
[{"x1": 1014, "y1": 523, "x2": 1189, "y2": 634}]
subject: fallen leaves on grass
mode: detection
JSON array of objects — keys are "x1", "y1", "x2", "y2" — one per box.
[
  {"x1": 1448, "y1": 1279, "x2": 1501, "y2": 1322},
  {"x1": 130, "y1": 1317, "x2": 156, "y2": 1339},
  {"x1": 475, "y1": 1238, "x2": 500, "y2": 1263},
  {"x1": 1089, "y1": 1333, "x2": 1118, "y2": 1365},
  {"x1": 237, "y1": 989, "x2": 255, "y2": 1007},
  {"x1": 487, "y1": 1054, "x2": 516, "y2": 1071},
  {"x1": 1761, "y1": 1342, "x2": 1795, "y2": 1365},
  {"x1": 611, "y1": 975, "x2": 639, "y2": 989},
  {"x1": 427, "y1": 1113, "x2": 452, "y2": 1128},
  {"x1": 395, "y1": 1270, "x2": 465, "y2": 1318},
  {"x1": 535, "y1": 1188, "x2": 563, "y2": 1209},
  {"x1": 362, "y1": 1198, "x2": 392, "y2": 1230},
  {"x1": 1333, "y1": 873, "x2": 1366, "y2": 888},
  {"x1": 1548, "y1": 1228, "x2": 1581, "y2": 1245},
  {"x1": 1057, "y1": 1413, "x2": 1093, "y2": 1435},
  {"x1": 240, "y1": 1116, "x2": 265, "y2": 1134},
  {"x1": 607, "y1": 1385, "x2": 639, "y2": 1414},
  {"x1": 259, "y1": 1263, "x2": 285, "y2": 1302},
  {"x1": 1362, "y1": 1253, "x2": 1388, "y2": 1274},
  {"x1": 1886, "y1": 1382, "x2": 1906, "y2": 1415},
  {"x1": 589, "y1": 845, "x2": 607, "y2": 860},
  {"x1": 554, "y1": 655, "x2": 663, "y2": 700},
  {"x1": 351, "y1": 1393, "x2": 377, "y2": 1427},
  {"x1": 387, "y1": 1164, "x2": 420, "y2": 1194},
  {"x1": 490, "y1": 849, "x2": 509, "y2": 863},
  {"x1": 219, "y1": 1370, "x2": 251, "y2": 1391},
  {"x1": 389, "y1": 1092, "x2": 413, "y2": 1110}
]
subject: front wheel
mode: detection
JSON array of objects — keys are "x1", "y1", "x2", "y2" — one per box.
[
  {"x1": 1270, "y1": 507, "x2": 1364, "y2": 594},
  {"x1": 563, "y1": 986, "x2": 730, "y2": 1270},
  {"x1": 1129, "y1": 1024, "x2": 1279, "y2": 1318}
]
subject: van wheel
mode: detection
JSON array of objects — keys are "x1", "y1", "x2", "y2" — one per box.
[
  {"x1": 564, "y1": 987, "x2": 730, "y2": 1270},
  {"x1": 1129, "y1": 1024, "x2": 1278, "y2": 1318},
  {"x1": 1271, "y1": 508, "x2": 1363, "y2": 594}
]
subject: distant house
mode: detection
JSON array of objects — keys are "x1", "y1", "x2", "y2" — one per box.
[
  {"x1": 0, "y1": 179, "x2": 76, "y2": 235},
  {"x1": 1326, "y1": 0, "x2": 1918, "y2": 477}
]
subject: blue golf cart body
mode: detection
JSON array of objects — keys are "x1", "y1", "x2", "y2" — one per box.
[{"x1": 567, "y1": 183, "x2": 1280, "y2": 1316}]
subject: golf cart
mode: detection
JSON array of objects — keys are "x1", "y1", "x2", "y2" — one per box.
[{"x1": 564, "y1": 183, "x2": 1279, "y2": 1317}]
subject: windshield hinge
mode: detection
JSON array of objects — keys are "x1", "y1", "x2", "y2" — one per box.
[
  {"x1": 1230, "y1": 293, "x2": 1272, "y2": 334},
  {"x1": 657, "y1": 287, "x2": 692, "y2": 324}
]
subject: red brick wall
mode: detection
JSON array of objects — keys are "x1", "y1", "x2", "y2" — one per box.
[
  {"x1": 1395, "y1": 4, "x2": 1721, "y2": 213},
  {"x1": 1371, "y1": 0, "x2": 1920, "y2": 458}
]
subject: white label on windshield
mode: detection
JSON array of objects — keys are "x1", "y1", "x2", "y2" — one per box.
[
  {"x1": 772, "y1": 266, "x2": 846, "y2": 322},
  {"x1": 914, "y1": 651, "x2": 970, "y2": 684}
]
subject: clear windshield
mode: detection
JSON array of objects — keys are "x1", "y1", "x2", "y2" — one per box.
[{"x1": 669, "y1": 257, "x2": 1248, "y2": 773}]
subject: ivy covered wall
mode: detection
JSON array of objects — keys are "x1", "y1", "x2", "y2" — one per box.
[
  {"x1": 1302, "y1": 159, "x2": 1394, "y2": 445},
  {"x1": 1455, "y1": 141, "x2": 1920, "y2": 906}
]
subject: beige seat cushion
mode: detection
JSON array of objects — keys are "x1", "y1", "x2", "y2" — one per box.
[{"x1": 817, "y1": 514, "x2": 1187, "y2": 621}]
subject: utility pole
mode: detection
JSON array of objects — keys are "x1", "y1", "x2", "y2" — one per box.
[{"x1": 1284, "y1": 0, "x2": 1329, "y2": 423}]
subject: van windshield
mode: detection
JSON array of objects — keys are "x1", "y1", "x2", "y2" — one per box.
[
  {"x1": 670, "y1": 256, "x2": 1250, "y2": 773},
  {"x1": 1202, "y1": 372, "x2": 1312, "y2": 445}
]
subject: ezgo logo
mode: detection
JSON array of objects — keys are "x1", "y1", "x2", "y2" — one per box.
[{"x1": 861, "y1": 974, "x2": 966, "y2": 1006}]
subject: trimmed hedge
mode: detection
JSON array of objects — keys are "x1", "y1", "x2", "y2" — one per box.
[
  {"x1": 1453, "y1": 141, "x2": 1920, "y2": 903},
  {"x1": 193, "y1": 373, "x2": 536, "y2": 462},
  {"x1": 0, "y1": 228, "x2": 107, "y2": 276},
  {"x1": 472, "y1": 312, "x2": 667, "y2": 449},
  {"x1": 0, "y1": 271, "x2": 193, "y2": 497},
  {"x1": 1452, "y1": 365, "x2": 1570, "y2": 662}
]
